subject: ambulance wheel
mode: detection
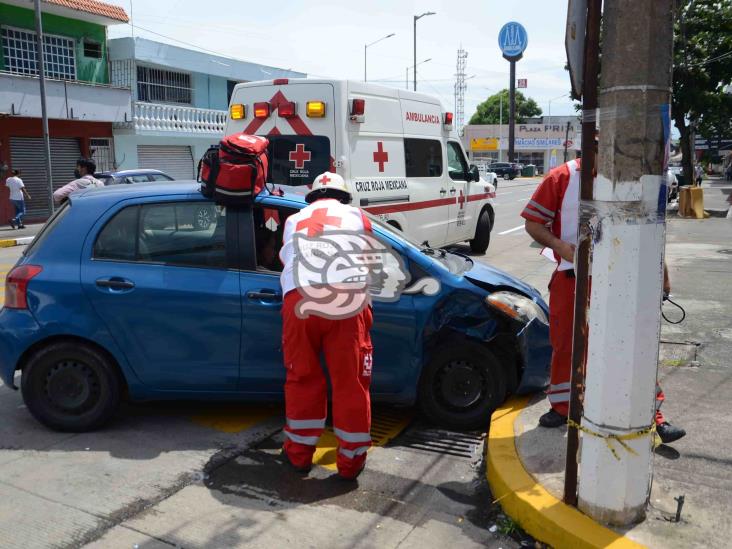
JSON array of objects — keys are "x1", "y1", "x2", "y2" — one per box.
[
  {"x1": 418, "y1": 339, "x2": 506, "y2": 431},
  {"x1": 469, "y1": 209, "x2": 492, "y2": 254},
  {"x1": 21, "y1": 342, "x2": 122, "y2": 432}
]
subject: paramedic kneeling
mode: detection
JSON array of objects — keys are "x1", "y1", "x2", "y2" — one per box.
[{"x1": 279, "y1": 172, "x2": 375, "y2": 480}]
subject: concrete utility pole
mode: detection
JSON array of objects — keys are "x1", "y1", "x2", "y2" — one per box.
[
  {"x1": 577, "y1": 0, "x2": 674, "y2": 525},
  {"x1": 34, "y1": 0, "x2": 54, "y2": 213}
]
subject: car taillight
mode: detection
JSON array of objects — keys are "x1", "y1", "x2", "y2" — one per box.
[{"x1": 4, "y1": 265, "x2": 42, "y2": 310}]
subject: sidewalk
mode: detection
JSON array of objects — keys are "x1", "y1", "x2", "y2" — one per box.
[
  {"x1": 488, "y1": 217, "x2": 732, "y2": 548},
  {"x1": 0, "y1": 222, "x2": 43, "y2": 247}
]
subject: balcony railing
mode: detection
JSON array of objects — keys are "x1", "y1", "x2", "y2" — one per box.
[{"x1": 126, "y1": 101, "x2": 227, "y2": 134}]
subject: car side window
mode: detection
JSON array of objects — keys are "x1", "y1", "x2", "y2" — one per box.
[
  {"x1": 447, "y1": 141, "x2": 468, "y2": 181},
  {"x1": 252, "y1": 205, "x2": 298, "y2": 272},
  {"x1": 149, "y1": 173, "x2": 174, "y2": 182},
  {"x1": 125, "y1": 175, "x2": 152, "y2": 184},
  {"x1": 404, "y1": 138, "x2": 443, "y2": 178},
  {"x1": 94, "y1": 202, "x2": 227, "y2": 269}
]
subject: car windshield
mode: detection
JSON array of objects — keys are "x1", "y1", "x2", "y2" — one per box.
[{"x1": 365, "y1": 213, "x2": 473, "y2": 275}]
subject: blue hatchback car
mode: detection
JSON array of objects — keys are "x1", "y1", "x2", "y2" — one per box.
[{"x1": 0, "y1": 183, "x2": 551, "y2": 432}]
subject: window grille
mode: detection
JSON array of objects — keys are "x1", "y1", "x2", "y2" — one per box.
[
  {"x1": 137, "y1": 65, "x2": 192, "y2": 104},
  {"x1": 1, "y1": 26, "x2": 76, "y2": 80},
  {"x1": 83, "y1": 39, "x2": 102, "y2": 59}
]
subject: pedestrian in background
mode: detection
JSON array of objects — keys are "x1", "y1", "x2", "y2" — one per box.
[
  {"x1": 694, "y1": 163, "x2": 704, "y2": 186},
  {"x1": 5, "y1": 169, "x2": 31, "y2": 229},
  {"x1": 53, "y1": 158, "x2": 104, "y2": 206}
]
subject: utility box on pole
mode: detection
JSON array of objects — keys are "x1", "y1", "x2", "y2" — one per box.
[{"x1": 577, "y1": 0, "x2": 674, "y2": 525}]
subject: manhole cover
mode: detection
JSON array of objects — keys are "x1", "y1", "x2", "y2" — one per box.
[
  {"x1": 718, "y1": 249, "x2": 732, "y2": 255},
  {"x1": 391, "y1": 425, "x2": 483, "y2": 459}
]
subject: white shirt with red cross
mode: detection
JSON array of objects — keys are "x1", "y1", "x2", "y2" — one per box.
[{"x1": 279, "y1": 198, "x2": 373, "y2": 296}]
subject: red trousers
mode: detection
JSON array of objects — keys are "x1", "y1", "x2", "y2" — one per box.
[
  {"x1": 281, "y1": 290, "x2": 374, "y2": 476},
  {"x1": 547, "y1": 270, "x2": 666, "y2": 424}
]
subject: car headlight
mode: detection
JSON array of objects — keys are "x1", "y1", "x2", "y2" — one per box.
[{"x1": 485, "y1": 291, "x2": 549, "y2": 325}]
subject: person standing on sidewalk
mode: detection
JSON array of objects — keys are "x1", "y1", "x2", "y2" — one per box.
[
  {"x1": 694, "y1": 163, "x2": 704, "y2": 186},
  {"x1": 53, "y1": 158, "x2": 104, "y2": 206},
  {"x1": 521, "y1": 155, "x2": 686, "y2": 444},
  {"x1": 278, "y1": 171, "x2": 376, "y2": 480},
  {"x1": 5, "y1": 169, "x2": 31, "y2": 229}
]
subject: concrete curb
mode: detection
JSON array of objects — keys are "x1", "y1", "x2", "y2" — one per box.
[
  {"x1": 0, "y1": 236, "x2": 34, "y2": 248},
  {"x1": 486, "y1": 396, "x2": 645, "y2": 549}
]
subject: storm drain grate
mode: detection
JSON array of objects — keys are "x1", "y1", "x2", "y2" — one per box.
[{"x1": 391, "y1": 426, "x2": 484, "y2": 459}]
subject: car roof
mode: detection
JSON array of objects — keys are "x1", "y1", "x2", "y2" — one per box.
[
  {"x1": 71, "y1": 180, "x2": 308, "y2": 207},
  {"x1": 96, "y1": 169, "x2": 170, "y2": 177}
]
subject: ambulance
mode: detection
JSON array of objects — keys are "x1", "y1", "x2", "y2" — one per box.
[{"x1": 224, "y1": 79, "x2": 496, "y2": 253}]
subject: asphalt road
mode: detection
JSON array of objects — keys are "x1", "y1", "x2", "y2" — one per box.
[{"x1": 0, "y1": 181, "x2": 550, "y2": 549}]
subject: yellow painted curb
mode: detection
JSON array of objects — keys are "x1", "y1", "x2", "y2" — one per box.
[
  {"x1": 0, "y1": 239, "x2": 17, "y2": 248},
  {"x1": 486, "y1": 396, "x2": 645, "y2": 549}
]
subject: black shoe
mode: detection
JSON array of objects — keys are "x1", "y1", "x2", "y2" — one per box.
[
  {"x1": 337, "y1": 464, "x2": 365, "y2": 481},
  {"x1": 280, "y1": 448, "x2": 311, "y2": 474},
  {"x1": 657, "y1": 422, "x2": 686, "y2": 444},
  {"x1": 8, "y1": 219, "x2": 15, "y2": 229},
  {"x1": 18, "y1": 224, "x2": 26, "y2": 229},
  {"x1": 539, "y1": 409, "x2": 567, "y2": 428}
]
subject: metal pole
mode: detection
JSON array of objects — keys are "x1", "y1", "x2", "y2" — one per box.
[
  {"x1": 508, "y1": 61, "x2": 516, "y2": 162},
  {"x1": 364, "y1": 44, "x2": 367, "y2": 81},
  {"x1": 499, "y1": 94, "x2": 503, "y2": 163},
  {"x1": 563, "y1": 0, "x2": 601, "y2": 507},
  {"x1": 406, "y1": 67, "x2": 409, "y2": 90},
  {"x1": 564, "y1": 120, "x2": 571, "y2": 163},
  {"x1": 413, "y1": 15, "x2": 417, "y2": 91},
  {"x1": 33, "y1": 0, "x2": 54, "y2": 214}
]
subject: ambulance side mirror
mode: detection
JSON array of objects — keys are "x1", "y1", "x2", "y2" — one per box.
[{"x1": 469, "y1": 165, "x2": 480, "y2": 182}]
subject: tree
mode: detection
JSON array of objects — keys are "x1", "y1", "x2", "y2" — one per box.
[
  {"x1": 468, "y1": 89, "x2": 542, "y2": 125},
  {"x1": 673, "y1": 0, "x2": 732, "y2": 183}
]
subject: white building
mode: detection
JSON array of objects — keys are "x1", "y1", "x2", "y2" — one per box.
[
  {"x1": 462, "y1": 115, "x2": 581, "y2": 175},
  {"x1": 108, "y1": 37, "x2": 305, "y2": 178}
]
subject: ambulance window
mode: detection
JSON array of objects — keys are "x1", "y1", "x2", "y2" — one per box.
[
  {"x1": 447, "y1": 141, "x2": 469, "y2": 181},
  {"x1": 404, "y1": 139, "x2": 443, "y2": 178}
]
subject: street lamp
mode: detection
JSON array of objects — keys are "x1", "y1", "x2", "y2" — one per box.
[
  {"x1": 547, "y1": 92, "x2": 570, "y2": 118},
  {"x1": 413, "y1": 11, "x2": 436, "y2": 91},
  {"x1": 364, "y1": 33, "x2": 396, "y2": 82},
  {"x1": 406, "y1": 58, "x2": 432, "y2": 89}
]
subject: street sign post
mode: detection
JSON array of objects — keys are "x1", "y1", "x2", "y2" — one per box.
[
  {"x1": 517, "y1": 78, "x2": 527, "y2": 88},
  {"x1": 498, "y1": 22, "x2": 528, "y2": 163},
  {"x1": 566, "y1": 0, "x2": 588, "y2": 100}
]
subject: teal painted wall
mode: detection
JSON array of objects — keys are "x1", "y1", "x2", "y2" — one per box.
[
  {"x1": 0, "y1": 3, "x2": 109, "y2": 83},
  {"x1": 191, "y1": 73, "x2": 229, "y2": 110}
]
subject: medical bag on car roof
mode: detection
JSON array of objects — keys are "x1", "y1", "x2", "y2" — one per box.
[{"x1": 198, "y1": 133, "x2": 269, "y2": 206}]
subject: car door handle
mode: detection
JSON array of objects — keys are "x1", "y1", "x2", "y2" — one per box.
[
  {"x1": 449, "y1": 188, "x2": 457, "y2": 194},
  {"x1": 246, "y1": 290, "x2": 282, "y2": 302},
  {"x1": 439, "y1": 188, "x2": 447, "y2": 195},
  {"x1": 96, "y1": 277, "x2": 135, "y2": 290}
]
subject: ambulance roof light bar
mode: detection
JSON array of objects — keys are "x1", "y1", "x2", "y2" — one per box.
[
  {"x1": 350, "y1": 98, "x2": 365, "y2": 123},
  {"x1": 443, "y1": 112, "x2": 454, "y2": 130},
  {"x1": 278, "y1": 101, "x2": 297, "y2": 118}
]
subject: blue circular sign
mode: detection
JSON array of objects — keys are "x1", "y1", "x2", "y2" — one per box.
[{"x1": 498, "y1": 21, "x2": 528, "y2": 59}]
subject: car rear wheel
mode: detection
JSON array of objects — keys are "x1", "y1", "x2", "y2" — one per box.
[
  {"x1": 469, "y1": 209, "x2": 492, "y2": 254},
  {"x1": 503, "y1": 173, "x2": 511, "y2": 180},
  {"x1": 21, "y1": 342, "x2": 121, "y2": 432},
  {"x1": 419, "y1": 340, "x2": 507, "y2": 431}
]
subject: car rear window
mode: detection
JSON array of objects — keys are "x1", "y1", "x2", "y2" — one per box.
[{"x1": 23, "y1": 201, "x2": 70, "y2": 256}]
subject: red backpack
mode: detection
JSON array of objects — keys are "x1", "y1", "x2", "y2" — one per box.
[{"x1": 198, "y1": 133, "x2": 269, "y2": 205}]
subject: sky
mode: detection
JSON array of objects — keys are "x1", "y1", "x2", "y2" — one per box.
[{"x1": 106, "y1": 0, "x2": 577, "y2": 120}]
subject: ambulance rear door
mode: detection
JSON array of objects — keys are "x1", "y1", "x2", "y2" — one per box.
[{"x1": 227, "y1": 81, "x2": 337, "y2": 187}]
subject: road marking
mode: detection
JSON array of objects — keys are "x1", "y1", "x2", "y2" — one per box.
[
  {"x1": 516, "y1": 198, "x2": 529, "y2": 203},
  {"x1": 498, "y1": 224, "x2": 525, "y2": 236},
  {"x1": 499, "y1": 191, "x2": 514, "y2": 196}
]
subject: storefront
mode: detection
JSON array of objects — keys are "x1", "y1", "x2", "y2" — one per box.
[{"x1": 462, "y1": 116, "x2": 582, "y2": 175}]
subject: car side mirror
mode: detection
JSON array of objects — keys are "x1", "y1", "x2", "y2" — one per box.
[{"x1": 469, "y1": 164, "x2": 480, "y2": 182}]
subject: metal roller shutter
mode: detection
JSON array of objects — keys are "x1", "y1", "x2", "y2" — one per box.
[
  {"x1": 137, "y1": 145, "x2": 194, "y2": 180},
  {"x1": 9, "y1": 137, "x2": 81, "y2": 219}
]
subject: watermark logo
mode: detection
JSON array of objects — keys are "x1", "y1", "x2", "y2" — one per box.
[{"x1": 292, "y1": 230, "x2": 440, "y2": 319}]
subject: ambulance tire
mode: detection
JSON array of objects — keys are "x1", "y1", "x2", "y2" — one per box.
[
  {"x1": 418, "y1": 339, "x2": 506, "y2": 431},
  {"x1": 21, "y1": 341, "x2": 122, "y2": 432},
  {"x1": 469, "y1": 209, "x2": 492, "y2": 254}
]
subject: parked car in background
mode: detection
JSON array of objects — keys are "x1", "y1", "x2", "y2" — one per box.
[
  {"x1": 0, "y1": 182, "x2": 551, "y2": 433},
  {"x1": 488, "y1": 162, "x2": 521, "y2": 180},
  {"x1": 95, "y1": 169, "x2": 174, "y2": 186},
  {"x1": 666, "y1": 169, "x2": 679, "y2": 202}
]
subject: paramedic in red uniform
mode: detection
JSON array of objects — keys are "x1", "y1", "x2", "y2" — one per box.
[
  {"x1": 279, "y1": 171, "x2": 375, "y2": 479},
  {"x1": 521, "y1": 156, "x2": 686, "y2": 444}
]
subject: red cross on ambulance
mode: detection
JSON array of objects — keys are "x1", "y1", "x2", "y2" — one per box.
[
  {"x1": 373, "y1": 142, "x2": 389, "y2": 172},
  {"x1": 289, "y1": 143, "x2": 312, "y2": 169}
]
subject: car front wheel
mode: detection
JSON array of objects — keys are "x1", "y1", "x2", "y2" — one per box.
[
  {"x1": 418, "y1": 339, "x2": 507, "y2": 431},
  {"x1": 469, "y1": 209, "x2": 492, "y2": 254},
  {"x1": 21, "y1": 342, "x2": 122, "y2": 432},
  {"x1": 503, "y1": 173, "x2": 511, "y2": 180}
]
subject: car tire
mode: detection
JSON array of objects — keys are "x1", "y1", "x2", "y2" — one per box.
[
  {"x1": 193, "y1": 206, "x2": 213, "y2": 231},
  {"x1": 493, "y1": 176, "x2": 499, "y2": 189},
  {"x1": 469, "y1": 209, "x2": 492, "y2": 254},
  {"x1": 503, "y1": 173, "x2": 511, "y2": 180},
  {"x1": 418, "y1": 339, "x2": 507, "y2": 431},
  {"x1": 21, "y1": 342, "x2": 122, "y2": 432}
]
